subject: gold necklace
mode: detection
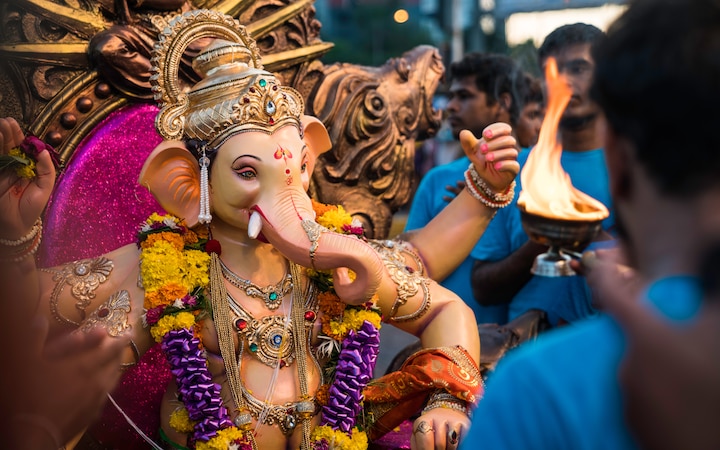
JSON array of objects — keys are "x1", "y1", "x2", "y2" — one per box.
[
  {"x1": 228, "y1": 294, "x2": 310, "y2": 368},
  {"x1": 220, "y1": 258, "x2": 292, "y2": 310},
  {"x1": 213, "y1": 259, "x2": 320, "y2": 447}
]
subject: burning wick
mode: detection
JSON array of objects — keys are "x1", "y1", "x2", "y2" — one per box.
[{"x1": 517, "y1": 58, "x2": 609, "y2": 221}]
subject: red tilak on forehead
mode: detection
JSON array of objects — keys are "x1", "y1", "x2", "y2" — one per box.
[
  {"x1": 273, "y1": 146, "x2": 293, "y2": 161},
  {"x1": 274, "y1": 145, "x2": 294, "y2": 185}
]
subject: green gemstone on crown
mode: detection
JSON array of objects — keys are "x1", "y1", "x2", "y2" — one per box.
[
  {"x1": 269, "y1": 292, "x2": 278, "y2": 301},
  {"x1": 259, "y1": 79, "x2": 267, "y2": 87}
]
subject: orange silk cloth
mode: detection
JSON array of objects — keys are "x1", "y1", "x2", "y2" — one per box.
[{"x1": 364, "y1": 346, "x2": 483, "y2": 441}]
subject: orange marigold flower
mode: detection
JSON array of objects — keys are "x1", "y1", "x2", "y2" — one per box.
[
  {"x1": 311, "y1": 199, "x2": 337, "y2": 217},
  {"x1": 318, "y1": 291, "x2": 346, "y2": 317},
  {"x1": 193, "y1": 226, "x2": 210, "y2": 240},
  {"x1": 183, "y1": 229, "x2": 199, "y2": 245},
  {"x1": 315, "y1": 384, "x2": 331, "y2": 406},
  {"x1": 141, "y1": 232, "x2": 185, "y2": 251},
  {"x1": 144, "y1": 283, "x2": 188, "y2": 309}
]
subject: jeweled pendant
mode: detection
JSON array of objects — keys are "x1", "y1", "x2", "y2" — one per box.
[{"x1": 284, "y1": 414, "x2": 296, "y2": 432}]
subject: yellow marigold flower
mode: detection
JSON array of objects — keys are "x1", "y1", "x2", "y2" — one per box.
[
  {"x1": 150, "y1": 312, "x2": 197, "y2": 342},
  {"x1": 311, "y1": 199, "x2": 337, "y2": 217},
  {"x1": 184, "y1": 249, "x2": 211, "y2": 289},
  {"x1": 9, "y1": 148, "x2": 36, "y2": 179},
  {"x1": 344, "y1": 309, "x2": 382, "y2": 331},
  {"x1": 141, "y1": 242, "x2": 185, "y2": 290},
  {"x1": 317, "y1": 205, "x2": 353, "y2": 233},
  {"x1": 169, "y1": 407, "x2": 195, "y2": 433},
  {"x1": 141, "y1": 232, "x2": 184, "y2": 251},
  {"x1": 147, "y1": 212, "x2": 176, "y2": 225},
  {"x1": 311, "y1": 426, "x2": 368, "y2": 450},
  {"x1": 196, "y1": 427, "x2": 246, "y2": 450},
  {"x1": 327, "y1": 320, "x2": 349, "y2": 340}
]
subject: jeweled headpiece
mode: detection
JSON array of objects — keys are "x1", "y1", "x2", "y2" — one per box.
[{"x1": 150, "y1": 9, "x2": 305, "y2": 148}]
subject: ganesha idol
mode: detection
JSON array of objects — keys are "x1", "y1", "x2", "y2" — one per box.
[{"x1": 0, "y1": 9, "x2": 520, "y2": 450}]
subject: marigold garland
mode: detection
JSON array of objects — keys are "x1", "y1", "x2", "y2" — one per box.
[
  {"x1": 309, "y1": 202, "x2": 383, "y2": 450},
  {"x1": 138, "y1": 214, "x2": 249, "y2": 449}
]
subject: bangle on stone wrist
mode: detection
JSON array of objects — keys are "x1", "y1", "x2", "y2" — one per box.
[{"x1": 422, "y1": 389, "x2": 470, "y2": 416}]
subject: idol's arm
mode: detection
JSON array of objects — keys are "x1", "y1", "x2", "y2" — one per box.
[{"x1": 403, "y1": 123, "x2": 520, "y2": 281}]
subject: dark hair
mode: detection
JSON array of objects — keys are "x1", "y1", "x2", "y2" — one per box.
[
  {"x1": 538, "y1": 23, "x2": 604, "y2": 64},
  {"x1": 520, "y1": 73, "x2": 544, "y2": 106},
  {"x1": 449, "y1": 52, "x2": 525, "y2": 124},
  {"x1": 591, "y1": 0, "x2": 720, "y2": 197}
]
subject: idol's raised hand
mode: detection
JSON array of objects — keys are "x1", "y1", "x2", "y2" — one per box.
[
  {"x1": 0, "y1": 117, "x2": 56, "y2": 240},
  {"x1": 460, "y1": 122, "x2": 520, "y2": 194}
]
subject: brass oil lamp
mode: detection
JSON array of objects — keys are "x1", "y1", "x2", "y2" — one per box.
[{"x1": 517, "y1": 58, "x2": 609, "y2": 277}]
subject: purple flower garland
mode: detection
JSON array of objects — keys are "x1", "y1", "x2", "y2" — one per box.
[
  {"x1": 320, "y1": 320, "x2": 380, "y2": 433},
  {"x1": 162, "y1": 328, "x2": 234, "y2": 444}
]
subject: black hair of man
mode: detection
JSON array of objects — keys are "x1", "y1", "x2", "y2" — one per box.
[
  {"x1": 538, "y1": 23, "x2": 604, "y2": 64},
  {"x1": 449, "y1": 52, "x2": 525, "y2": 124},
  {"x1": 520, "y1": 73, "x2": 544, "y2": 107},
  {"x1": 590, "y1": 0, "x2": 720, "y2": 197}
]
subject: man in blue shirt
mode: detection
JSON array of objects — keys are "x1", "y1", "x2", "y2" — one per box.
[
  {"x1": 460, "y1": 0, "x2": 720, "y2": 448},
  {"x1": 471, "y1": 23, "x2": 614, "y2": 326},
  {"x1": 404, "y1": 52, "x2": 528, "y2": 325}
]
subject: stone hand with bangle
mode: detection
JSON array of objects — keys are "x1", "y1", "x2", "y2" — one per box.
[{"x1": 0, "y1": 10, "x2": 519, "y2": 450}]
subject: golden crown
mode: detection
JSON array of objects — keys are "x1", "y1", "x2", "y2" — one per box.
[{"x1": 150, "y1": 9, "x2": 304, "y2": 147}]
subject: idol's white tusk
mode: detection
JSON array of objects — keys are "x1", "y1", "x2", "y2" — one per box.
[{"x1": 248, "y1": 210, "x2": 262, "y2": 239}]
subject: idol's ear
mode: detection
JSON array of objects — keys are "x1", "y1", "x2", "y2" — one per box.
[
  {"x1": 138, "y1": 141, "x2": 201, "y2": 227},
  {"x1": 301, "y1": 115, "x2": 332, "y2": 161}
]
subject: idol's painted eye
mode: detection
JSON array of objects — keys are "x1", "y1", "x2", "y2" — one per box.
[
  {"x1": 235, "y1": 167, "x2": 257, "y2": 180},
  {"x1": 300, "y1": 161, "x2": 308, "y2": 173}
]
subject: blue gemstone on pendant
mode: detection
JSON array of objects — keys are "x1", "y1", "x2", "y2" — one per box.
[
  {"x1": 272, "y1": 334, "x2": 283, "y2": 347},
  {"x1": 266, "y1": 100, "x2": 276, "y2": 115}
]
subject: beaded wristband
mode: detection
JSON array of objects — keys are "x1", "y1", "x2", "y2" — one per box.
[
  {"x1": 0, "y1": 220, "x2": 42, "y2": 262},
  {"x1": 466, "y1": 163, "x2": 515, "y2": 203},
  {"x1": 0, "y1": 218, "x2": 42, "y2": 246},
  {"x1": 463, "y1": 168, "x2": 515, "y2": 209}
]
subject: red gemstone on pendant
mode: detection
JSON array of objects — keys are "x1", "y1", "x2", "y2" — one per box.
[
  {"x1": 97, "y1": 308, "x2": 110, "y2": 318},
  {"x1": 235, "y1": 319, "x2": 247, "y2": 331},
  {"x1": 405, "y1": 266, "x2": 415, "y2": 273},
  {"x1": 280, "y1": 360, "x2": 287, "y2": 368},
  {"x1": 304, "y1": 311, "x2": 316, "y2": 321},
  {"x1": 269, "y1": 117, "x2": 275, "y2": 124}
]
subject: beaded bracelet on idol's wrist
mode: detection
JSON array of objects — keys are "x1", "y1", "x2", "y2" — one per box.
[{"x1": 464, "y1": 163, "x2": 515, "y2": 208}]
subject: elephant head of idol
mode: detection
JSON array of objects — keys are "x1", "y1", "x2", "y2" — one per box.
[{"x1": 138, "y1": 10, "x2": 383, "y2": 303}]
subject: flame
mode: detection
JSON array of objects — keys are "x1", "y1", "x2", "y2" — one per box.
[{"x1": 517, "y1": 58, "x2": 609, "y2": 221}]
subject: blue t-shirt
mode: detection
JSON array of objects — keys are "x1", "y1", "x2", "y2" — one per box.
[
  {"x1": 405, "y1": 156, "x2": 508, "y2": 325},
  {"x1": 472, "y1": 148, "x2": 615, "y2": 325},
  {"x1": 460, "y1": 276, "x2": 703, "y2": 450}
]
